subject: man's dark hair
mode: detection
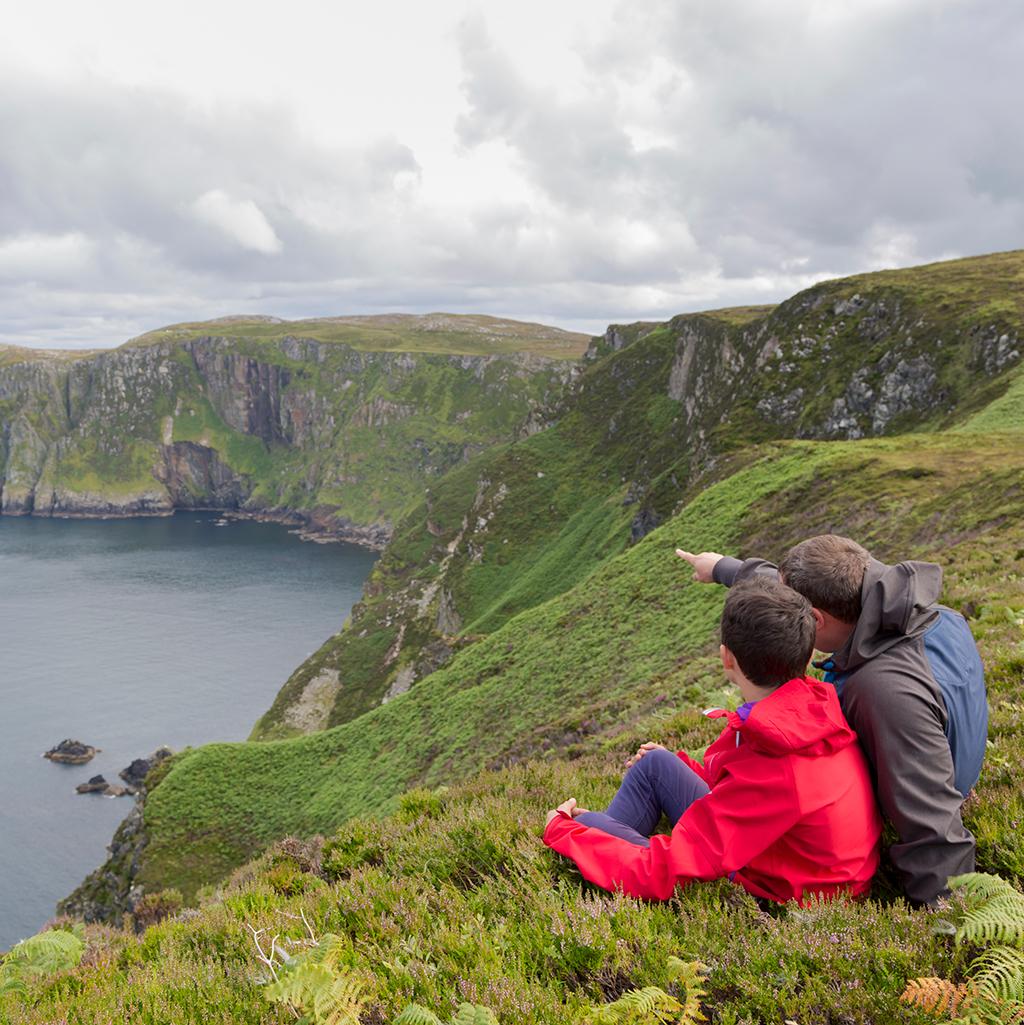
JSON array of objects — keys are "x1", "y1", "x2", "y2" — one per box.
[
  {"x1": 720, "y1": 577, "x2": 816, "y2": 689},
  {"x1": 778, "y1": 534, "x2": 871, "y2": 624}
]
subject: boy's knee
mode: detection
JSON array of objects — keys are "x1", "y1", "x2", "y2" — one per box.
[{"x1": 634, "y1": 747, "x2": 678, "y2": 776}]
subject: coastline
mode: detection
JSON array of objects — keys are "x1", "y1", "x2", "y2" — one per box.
[{"x1": 0, "y1": 505, "x2": 392, "y2": 551}]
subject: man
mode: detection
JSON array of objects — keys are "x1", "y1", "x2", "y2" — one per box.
[{"x1": 677, "y1": 535, "x2": 988, "y2": 905}]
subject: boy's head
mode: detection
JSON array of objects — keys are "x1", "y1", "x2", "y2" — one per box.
[
  {"x1": 720, "y1": 577, "x2": 816, "y2": 690},
  {"x1": 778, "y1": 534, "x2": 870, "y2": 625}
]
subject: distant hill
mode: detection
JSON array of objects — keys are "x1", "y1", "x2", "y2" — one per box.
[
  {"x1": 0, "y1": 313, "x2": 587, "y2": 541},
  {"x1": 125, "y1": 311, "x2": 593, "y2": 360}
]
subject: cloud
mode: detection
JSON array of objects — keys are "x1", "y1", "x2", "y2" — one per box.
[
  {"x1": 455, "y1": 0, "x2": 1024, "y2": 279},
  {"x1": 191, "y1": 191, "x2": 282, "y2": 254},
  {"x1": 1, "y1": 0, "x2": 1022, "y2": 348},
  {"x1": 0, "y1": 232, "x2": 95, "y2": 282}
]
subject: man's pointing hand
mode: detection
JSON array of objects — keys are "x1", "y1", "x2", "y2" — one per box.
[{"x1": 675, "y1": 549, "x2": 723, "y2": 583}]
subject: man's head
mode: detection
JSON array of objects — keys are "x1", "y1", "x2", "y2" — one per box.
[
  {"x1": 778, "y1": 534, "x2": 870, "y2": 651},
  {"x1": 719, "y1": 576, "x2": 816, "y2": 693}
]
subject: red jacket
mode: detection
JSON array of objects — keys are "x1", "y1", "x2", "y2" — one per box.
[{"x1": 543, "y1": 677, "x2": 881, "y2": 904}]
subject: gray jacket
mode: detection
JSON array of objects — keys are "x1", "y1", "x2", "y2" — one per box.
[{"x1": 713, "y1": 555, "x2": 985, "y2": 904}]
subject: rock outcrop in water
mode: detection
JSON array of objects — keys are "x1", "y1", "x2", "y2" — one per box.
[{"x1": 43, "y1": 739, "x2": 99, "y2": 765}]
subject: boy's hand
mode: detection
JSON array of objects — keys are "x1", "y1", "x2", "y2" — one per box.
[
  {"x1": 626, "y1": 741, "x2": 667, "y2": 768},
  {"x1": 545, "y1": 797, "x2": 589, "y2": 826},
  {"x1": 676, "y1": 549, "x2": 723, "y2": 583}
]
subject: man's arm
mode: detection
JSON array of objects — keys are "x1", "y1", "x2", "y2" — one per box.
[
  {"x1": 842, "y1": 670, "x2": 975, "y2": 904},
  {"x1": 675, "y1": 550, "x2": 779, "y2": 587}
]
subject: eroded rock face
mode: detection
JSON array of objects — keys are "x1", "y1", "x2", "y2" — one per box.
[
  {"x1": 156, "y1": 442, "x2": 251, "y2": 509},
  {"x1": 58, "y1": 747, "x2": 175, "y2": 924},
  {"x1": 0, "y1": 336, "x2": 572, "y2": 543},
  {"x1": 119, "y1": 748, "x2": 173, "y2": 789}
]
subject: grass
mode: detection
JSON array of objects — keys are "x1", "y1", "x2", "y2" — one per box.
[
  {"x1": 125, "y1": 312, "x2": 592, "y2": 360},
  {"x1": 3, "y1": 767, "x2": 976, "y2": 1024},
  {"x1": 135, "y1": 431, "x2": 1024, "y2": 902},
  {"x1": 12, "y1": 431, "x2": 1024, "y2": 1020}
]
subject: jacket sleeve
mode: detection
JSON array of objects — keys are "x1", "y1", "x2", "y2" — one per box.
[
  {"x1": 543, "y1": 758, "x2": 800, "y2": 900},
  {"x1": 712, "y1": 557, "x2": 780, "y2": 587},
  {"x1": 842, "y1": 669, "x2": 975, "y2": 904}
]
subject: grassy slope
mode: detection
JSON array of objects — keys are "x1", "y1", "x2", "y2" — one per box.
[
  {"x1": 254, "y1": 251, "x2": 1024, "y2": 738},
  {"x1": 140, "y1": 428, "x2": 1024, "y2": 898},
  {"x1": 126, "y1": 313, "x2": 591, "y2": 360},
  {"x1": 11, "y1": 426, "x2": 1024, "y2": 1024}
]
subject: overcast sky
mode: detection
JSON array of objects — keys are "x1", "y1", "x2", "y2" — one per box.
[{"x1": 2, "y1": 0, "x2": 1021, "y2": 348}]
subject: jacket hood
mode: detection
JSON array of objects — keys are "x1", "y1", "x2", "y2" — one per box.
[
  {"x1": 731, "y1": 677, "x2": 857, "y2": 757},
  {"x1": 832, "y1": 558, "x2": 942, "y2": 672}
]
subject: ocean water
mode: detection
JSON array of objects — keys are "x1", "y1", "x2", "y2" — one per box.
[{"x1": 0, "y1": 512, "x2": 377, "y2": 950}]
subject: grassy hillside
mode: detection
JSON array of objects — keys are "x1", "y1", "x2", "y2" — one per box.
[
  {"x1": 127, "y1": 312, "x2": 591, "y2": 359},
  {"x1": 14, "y1": 426, "x2": 1024, "y2": 1024},
  {"x1": 9, "y1": 251, "x2": 1024, "y2": 1023},
  {"x1": 132, "y1": 429, "x2": 1024, "y2": 900},
  {"x1": 254, "y1": 251, "x2": 1024, "y2": 738}
]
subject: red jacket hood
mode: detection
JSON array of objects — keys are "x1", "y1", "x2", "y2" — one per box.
[{"x1": 711, "y1": 677, "x2": 856, "y2": 758}]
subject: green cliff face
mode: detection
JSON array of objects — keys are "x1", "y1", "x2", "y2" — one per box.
[
  {"x1": 0, "y1": 316, "x2": 586, "y2": 543},
  {"x1": 253, "y1": 250, "x2": 1024, "y2": 738}
]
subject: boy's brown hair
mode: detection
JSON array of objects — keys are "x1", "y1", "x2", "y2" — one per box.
[
  {"x1": 720, "y1": 577, "x2": 816, "y2": 689},
  {"x1": 778, "y1": 534, "x2": 871, "y2": 624}
]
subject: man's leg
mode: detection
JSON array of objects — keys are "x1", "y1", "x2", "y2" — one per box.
[{"x1": 575, "y1": 748, "x2": 710, "y2": 843}]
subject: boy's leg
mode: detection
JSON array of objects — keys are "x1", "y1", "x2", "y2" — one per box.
[
  {"x1": 601, "y1": 748, "x2": 710, "y2": 836},
  {"x1": 574, "y1": 811, "x2": 652, "y2": 847}
]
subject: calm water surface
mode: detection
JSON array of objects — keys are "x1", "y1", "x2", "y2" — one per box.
[{"x1": 0, "y1": 513, "x2": 376, "y2": 949}]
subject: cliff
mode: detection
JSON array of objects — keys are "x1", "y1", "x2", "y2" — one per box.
[
  {"x1": 0, "y1": 315, "x2": 586, "y2": 544},
  {"x1": 253, "y1": 250, "x2": 1024, "y2": 736}
]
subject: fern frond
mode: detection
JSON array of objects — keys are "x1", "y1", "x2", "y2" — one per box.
[
  {"x1": 666, "y1": 958, "x2": 708, "y2": 1024},
  {"x1": 587, "y1": 985, "x2": 682, "y2": 1024},
  {"x1": 264, "y1": 960, "x2": 330, "y2": 1009},
  {"x1": 901, "y1": 976, "x2": 974, "y2": 1015},
  {"x1": 314, "y1": 973, "x2": 365, "y2": 1025},
  {"x1": 954, "y1": 994, "x2": 1024, "y2": 1025},
  {"x1": 951, "y1": 875, "x2": 1021, "y2": 902},
  {"x1": 314, "y1": 933, "x2": 350, "y2": 971},
  {"x1": 971, "y1": 947, "x2": 1024, "y2": 1004},
  {"x1": 0, "y1": 928, "x2": 85, "y2": 991},
  {"x1": 450, "y1": 1005, "x2": 500, "y2": 1025},
  {"x1": 393, "y1": 1005, "x2": 445, "y2": 1025},
  {"x1": 959, "y1": 895, "x2": 1024, "y2": 948}
]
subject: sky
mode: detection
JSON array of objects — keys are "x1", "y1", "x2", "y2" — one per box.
[{"x1": 1, "y1": 0, "x2": 1022, "y2": 348}]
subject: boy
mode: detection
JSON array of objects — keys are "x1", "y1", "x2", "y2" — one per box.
[{"x1": 543, "y1": 577, "x2": 881, "y2": 904}]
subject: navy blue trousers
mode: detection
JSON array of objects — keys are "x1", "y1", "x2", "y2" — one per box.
[{"x1": 575, "y1": 747, "x2": 710, "y2": 847}]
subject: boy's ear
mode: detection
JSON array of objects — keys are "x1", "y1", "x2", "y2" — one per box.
[{"x1": 719, "y1": 644, "x2": 736, "y2": 671}]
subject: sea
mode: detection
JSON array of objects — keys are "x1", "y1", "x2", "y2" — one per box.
[{"x1": 0, "y1": 512, "x2": 377, "y2": 950}]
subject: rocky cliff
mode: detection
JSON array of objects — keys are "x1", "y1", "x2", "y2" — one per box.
[
  {"x1": 252, "y1": 254, "x2": 1024, "y2": 739},
  {"x1": 0, "y1": 322, "x2": 582, "y2": 544}
]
